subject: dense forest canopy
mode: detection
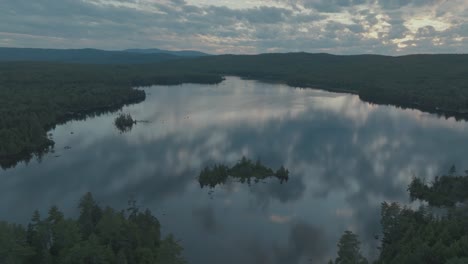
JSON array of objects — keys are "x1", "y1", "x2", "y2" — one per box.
[
  {"x1": 373, "y1": 173, "x2": 468, "y2": 264},
  {"x1": 0, "y1": 48, "x2": 186, "y2": 64},
  {"x1": 1, "y1": 52, "x2": 468, "y2": 168},
  {"x1": 0, "y1": 48, "x2": 209, "y2": 64},
  {"x1": 123, "y1": 49, "x2": 209, "y2": 57},
  {"x1": 0, "y1": 193, "x2": 185, "y2": 264},
  {"x1": 156, "y1": 53, "x2": 468, "y2": 115},
  {"x1": 329, "y1": 172, "x2": 468, "y2": 264},
  {"x1": 0, "y1": 62, "x2": 222, "y2": 169},
  {"x1": 1, "y1": 49, "x2": 468, "y2": 263},
  {"x1": 2, "y1": 170, "x2": 468, "y2": 263}
]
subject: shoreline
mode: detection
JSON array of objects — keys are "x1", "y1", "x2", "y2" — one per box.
[
  {"x1": 239, "y1": 75, "x2": 468, "y2": 120},
  {"x1": 0, "y1": 92, "x2": 146, "y2": 169},
  {"x1": 0, "y1": 77, "x2": 225, "y2": 170},
  {"x1": 3, "y1": 74, "x2": 468, "y2": 169}
]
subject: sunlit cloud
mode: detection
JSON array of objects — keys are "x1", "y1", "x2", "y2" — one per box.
[
  {"x1": 269, "y1": 214, "x2": 292, "y2": 224},
  {"x1": 405, "y1": 17, "x2": 452, "y2": 33},
  {"x1": 0, "y1": 0, "x2": 466, "y2": 54},
  {"x1": 335, "y1": 208, "x2": 354, "y2": 218}
]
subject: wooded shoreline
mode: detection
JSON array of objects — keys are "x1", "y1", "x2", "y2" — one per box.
[{"x1": 2, "y1": 52, "x2": 468, "y2": 168}]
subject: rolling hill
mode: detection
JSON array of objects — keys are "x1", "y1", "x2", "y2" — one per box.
[
  {"x1": 124, "y1": 48, "x2": 209, "y2": 57},
  {"x1": 0, "y1": 47, "x2": 185, "y2": 64}
]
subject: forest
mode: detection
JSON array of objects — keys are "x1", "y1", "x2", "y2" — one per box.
[
  {"x1": 155, "y1": 53, "x2": 468, "y2": 117},
  {"x1": 0, "y1": 193, "x2": 185, "y2": 264},
  {"x1": 329, "y1": 172, "x2": 468, "y2": 264},
  {"x1": 196, "y1": 157, "x2": 468, "y2": 263},
  {"x1": 1, "y1": 172, "x2": 467, "y2": 263},
  {"x1": 0, "y1": 48, "x2": 208, "y2": 64},
  {"x1": 0, "y1": 48, "x2": 181, "y2": 64},
  {"x1": 1, "y1": 52, "x2": 468, "y2": 168},
  {"x1": 0, "y1": 62, "x2": 222, "y2": 169}
]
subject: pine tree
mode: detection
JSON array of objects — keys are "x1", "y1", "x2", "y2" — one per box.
[{"x1": 335, "y1": 231, "x2": 368, "y2": 264}]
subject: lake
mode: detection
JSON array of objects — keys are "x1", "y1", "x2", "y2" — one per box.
[{"x1": 2, "y1": 77, "x2": 468, "y2": 263}]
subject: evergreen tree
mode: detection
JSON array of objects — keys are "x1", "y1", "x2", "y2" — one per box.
[
  {"x1": 335, "y1": 231, "x2": 368, "y2": 264},
  {"x1": 0, "y1": 193, "x2": 186, "y2": 264},
  {"x1": 78, "y1": 192, "x2": 102, "y2": 239}
]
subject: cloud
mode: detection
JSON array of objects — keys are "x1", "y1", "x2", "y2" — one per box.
[
  {"x1": 4, "y1": 77, "x2": 468, "y2": 262},
  {"x1": 269, "y1": 214, "x2": 292, "y2": 224},
  {"x1": 242, "y1": 221, "x2": 329, "y2": 264},
  {"x1": 273, "y1": 221, "x2": 329, "y2": 263},
  {"x1": 192, "y1": 206, "x2": 218, "y2": 232},
  {"x1": 0, "y1": 0, "x2": 466, "y2": 54}
]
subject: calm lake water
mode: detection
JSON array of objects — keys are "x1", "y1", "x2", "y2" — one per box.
[{"x1": 2, "y1": 77, "x2": 468, "y2": 263}]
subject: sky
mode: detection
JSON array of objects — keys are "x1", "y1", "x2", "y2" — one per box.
[{"x1": 0, "y1": 0, "x2": 467, "y2": 55}]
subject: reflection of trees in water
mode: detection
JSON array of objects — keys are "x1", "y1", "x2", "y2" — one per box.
[
  {"x1": 5, "y1": 78, "x2": 468, "y2": 264},
  {"x1": 198, "y1": 156, "x2": 289, "y2": 188},
  {"x1": 0, "y1": 103, "x2": 142, "y2": 170}
]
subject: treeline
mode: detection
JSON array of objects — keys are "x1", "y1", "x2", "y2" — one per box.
[
  {"x1": 0, "y1": 62, "x2": 223, "y2": 169},
  {"x1": 156, "y1": 53, "x2": 468, "y2": 117},
  {"x1": 0, "y1": 47, "x2": 181, "y2": 64},
  {"x1": 331, "y1": 172, "x2": 468, "y2": 264},
  {"x1": 2, "y1": 53, "x2": 468, "y2": 168},
  {"x1": 198, "y1": 157, "x2": 289, "y2": 188},
  {"x1": 0, "y1": 193, "x2": 185, "y2": 264},
  {"x1": 0, "y1": 47, "x2": 207, "y2": 64}
]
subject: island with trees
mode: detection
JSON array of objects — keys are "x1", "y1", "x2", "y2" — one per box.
[
  {"x1": 198, "y1": 157, "x2": 289, "y2": 188},
  {"x1": 114, "y1": 113, "x2": 136, "y2": 133}
]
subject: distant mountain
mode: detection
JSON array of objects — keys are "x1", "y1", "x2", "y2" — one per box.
[
  {"x1": 0, "y1": 47, "x2": 183, "y2": 64},
  {"x1": 124, "y1": 48, "x2": 209, "y2": 57}
]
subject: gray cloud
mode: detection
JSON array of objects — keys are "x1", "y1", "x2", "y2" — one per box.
[
  {"x1": 242, "y1": 221, "x2": 329, "y2": 264},
  {"x1": 273, "y1": 221, "x2": 329, "y2": 263},
  {"x1": 192, "y1": 206, "x2": 218, "y2": 232},
  {"x1": 0, "y1": 0, "x2": 466, "y2": 54}
]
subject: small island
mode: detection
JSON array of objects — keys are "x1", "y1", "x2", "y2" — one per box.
[
  {"x1": 114, "y1": 113, "x2": 136, "y2": 132},
  {"x1": 198, "y1": 157, "x2": 289, "y2": 188}
]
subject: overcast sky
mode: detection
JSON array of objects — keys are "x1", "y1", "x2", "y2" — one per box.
[{"x1": 0, "y1": 0, "x2": 466, "y2": 54}]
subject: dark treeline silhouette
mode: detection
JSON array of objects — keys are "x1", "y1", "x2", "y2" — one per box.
[
  {"x1": 0, "y1": 47, "x2": 208, "y2": 64},
  {"x1": 198, "y1": 157, "x2": 289, "y2": 188},
  {"x1": 2, "y1": 53, "x2": 468, "y2": 168},
  {"x1": 155, "y1": 53, "x2": 468, "y2": 118},
  {"x1": 0, "y1": 62, "x2": 223, "y2": 169},
  {"x1": 123, "y1": 48, "x2": 209, "y2": 57},
  {"x1": 331, "y1": 171, "x2": 468, "y2": 264},
  {"x1": 0, "y1": 193, "x2": 185, "y2": 264},
  {"x1": 0, "y1": 48, "x2": 181, "y2": 64}
]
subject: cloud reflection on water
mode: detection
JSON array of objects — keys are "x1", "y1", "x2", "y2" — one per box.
[{"x1": 2, "y1": 77, "x2": 468, "y2": 263}]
